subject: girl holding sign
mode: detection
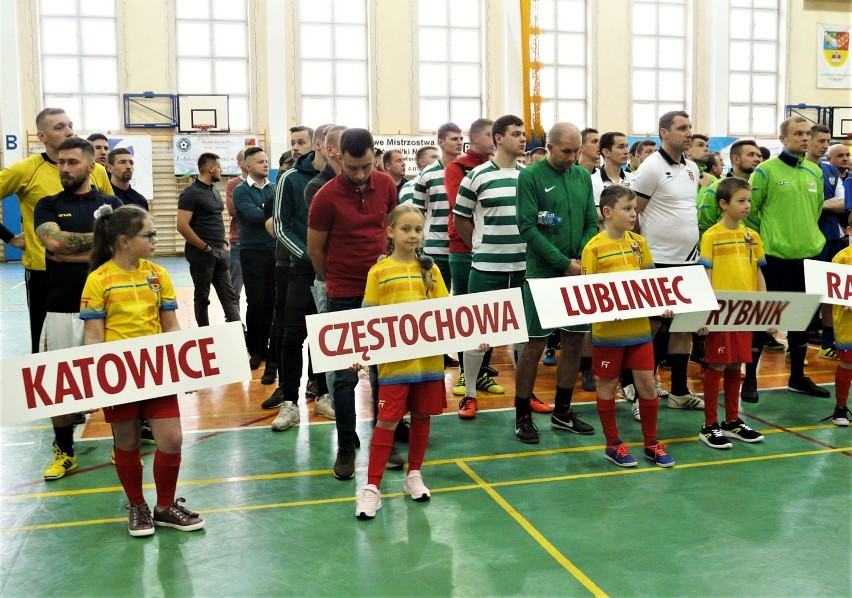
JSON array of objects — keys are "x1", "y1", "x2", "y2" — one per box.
[{"x1": 81, "y1": 205, "x2": 204, "y2": 537}]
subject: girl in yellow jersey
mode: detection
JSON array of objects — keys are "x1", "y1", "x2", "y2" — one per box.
[{"x1": 81, "y1": 205, "x2": 204, "y2": 537}]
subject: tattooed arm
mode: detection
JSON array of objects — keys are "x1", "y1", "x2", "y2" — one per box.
[{"x1": 35, "y1": 222, "x2": 94, "y2": 255}]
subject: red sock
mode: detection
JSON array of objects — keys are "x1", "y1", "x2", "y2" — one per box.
[
  {"x1": 367, "y1": 425, "x2": 395, "y2": 488},
  {"x1": 154, "y1": 450, "x2": 182, "y2": 509},
  {"x1": 703, "y1": 368, "x2": 722, "y2": 426},
  {"x1": 407, "y1": 416, "x2": 430, "y2": 472},
  {"x1": 113, "y1": 447, "x2": 145, "y2": 506},
  {"x1": 638, "y1": 396, "x2": 659, "y2": 447},
  {"x1": 723, "y1": 368, "x2": 741, "y2": 422},
  {"x1": 596, "y1": 398, "x2": 619, "y2": 446},
  {"x1": 836, "y1": 365, "x2": 852, "y2": 408}
]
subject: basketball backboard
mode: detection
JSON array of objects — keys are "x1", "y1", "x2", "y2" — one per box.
[
  {"x1": 177, "y1": 94, "x2": 230, "y2": 133},
  {"x1": 831, "y1": 107, "x2": 852, "y2": 138}
]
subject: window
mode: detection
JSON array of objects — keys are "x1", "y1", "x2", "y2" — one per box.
[
  {"x1": 38, "y1": 0, "x2": 120, "y2": 131},
  {"x1": 630, "y1": 0, "x2": 690, "y2": 134},
  {"x1": 728, "y1": 0, "x2": 782, "y2": 136},
  {"x1": 175, "y1": 0, "x2": 250, "y2": 131},
  {"x1": 418, "y1": 0, "x2": 483, "y2": 132},
  {"x1": 536, "y1": 0, "x2": 588, "y2": 129},
  {"x1": 299, "y1": 0, "x2": 369, "y2": 128}
]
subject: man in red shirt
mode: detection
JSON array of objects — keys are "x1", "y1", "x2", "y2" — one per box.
[{"x1": 307, "y1": 128, "x2": 398, "y2": 481}]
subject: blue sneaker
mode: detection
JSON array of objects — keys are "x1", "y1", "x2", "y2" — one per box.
[
  {"x1": 543, "y1": 347, "x2": 556, "y2": 366},
  {"x1": 604, "y1": 442, "x2": 637, "y2": 468},
  {"x1": 644, "y1": 441, "x2": 675, "y2": 468}
]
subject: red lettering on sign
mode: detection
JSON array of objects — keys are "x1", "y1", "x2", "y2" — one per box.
[
  {"x1": 502, "y1": 300, "x2": 520, "y2": 331},
  {"x1": 827, "y1": 272, "x2": 841, "y2": 299},
  {"x1": 54, "y1": 362, "x2": 83, "y2": 404},
  {"x1": 671, "y1": 275, "x2": 691, "y2": 304},
  {"x1": 434, "y1": 308, "x2": 455, "y2": 340},
  {"x1": 456, "y1": 307, "x2": 473, "y2": 336},
  {"x1": 400, "y1": 314, "x2": 418, "y2": 345},
  {"x1": 472, "y1": 302, "x2": 499, "y2": 332},
  {"x1": 72, "y1": 357, "x2": 95, "y2": 397},
  {"x1": 367, "y1": 318, "x2": 385, "y2": 351},
  {"x1": 592, "y1": 283, "x2": 614, "y2": 312},
  {"x1": 733, "y1": 300, "x2": 753, "y2": 325},
  {"x1": 197, "y1": 337, "x2": 220, "y2": 376},
  {"x1": 380, "y1": 316, "x2": 399, "y2": 346},
  {"x1": 178, "y1": 340, "x2": 203, "y2": 379},
  {"x1": 97, "y1": 353, "x2": 127, "y2": 395},
  {"x1": 23, "y1": 365, "x2": 51, "y2": 409},
  {"x1": 124, "y1": 346, "x2": 165, "y2": 387},
  {"x1": 419, "y1": 311, "x2": 436, "y2": 342}
]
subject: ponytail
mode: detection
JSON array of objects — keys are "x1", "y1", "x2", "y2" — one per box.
[{"x1": 89, "y1": 204, "x2": 149, "y2": 272}]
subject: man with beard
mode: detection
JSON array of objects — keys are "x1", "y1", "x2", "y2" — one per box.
[{"x1": 107, "y1": 148, "x2": 149, "y2": 211}]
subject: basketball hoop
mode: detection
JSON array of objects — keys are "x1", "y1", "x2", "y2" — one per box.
[{"x1": 195, "y1": 124, "x2": 214, "y2": 141}]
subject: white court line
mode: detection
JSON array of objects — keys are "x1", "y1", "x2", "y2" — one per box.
[
  {"x1": 3, "y1": 442, "x2": 34, "y2": 447},
  {"x1": 11, "y1": 281, "x2": 25, "y2": 290}
]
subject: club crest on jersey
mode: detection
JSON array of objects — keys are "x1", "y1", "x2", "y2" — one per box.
[
  {"x1": 146, "y1": 274, "x2": 161, "y2": 292},
  {"x1": 688, "y1": 171, "x2": 695, "y2": 181}
]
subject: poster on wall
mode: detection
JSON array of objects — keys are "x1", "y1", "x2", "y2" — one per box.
[
  {"x1": 818, "y1": 24, "x2": 851, "y2": 89},
  {"x1": 107, "y1": 135, "x2": 153, "y2": 200},
  {"x1": 374, "y1": 135, "x2": 438, "y2": 175},
  {"x1": 173, "y1": 134, "x2": 258, "y2": 176}
]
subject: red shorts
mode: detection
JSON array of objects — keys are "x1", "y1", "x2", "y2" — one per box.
[
  {"x1": 103, "y1": 394, "x2": 181, "y2": 424},
  {"x1": 838, "y1": 349, "x2": 852, "y2": 363},
  {"x1": 704, "y1": 331, "x2": 753, "y2": 365},
  {"x1": 592, "y1": 342, "x2": 655, "y2": 379},
  {"x1": 377, "y1": 380, "x2": 446, "y2": 422}
]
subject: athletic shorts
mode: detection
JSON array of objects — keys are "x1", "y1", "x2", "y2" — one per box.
[
  {"x1": 837, "y1": 349, "x2": 852, "y2": 363},
  {"x1": 39, "y1": 312, "x2": 84, "y2": 352},
  {"x1": 468, "y1": 268, "x2": 524, "y2": 294},
  {"x1": 376, "y1": 380, "x2": 446, "y2": 422},
  {"x1": 103, "y1": 395, "x2": 180, "y2": 423},
  {"x1": 704, "y1": 331, "x2": 753, "y2": 365},
  {"x1": 523, "y1": 280, "x2": 589, "y2": 337},
  {"x1": 592, "y1": 341, "x2": 655, "y2": 378},
  {"x1": 449, "y1": 252, "x2": 472, "y2": 296}
]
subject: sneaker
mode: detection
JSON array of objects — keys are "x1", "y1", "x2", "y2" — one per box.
[
  {"x1": 140, "y1": 421, "x2": 156, "y2": 445},
  {"x1": 313, "y1": 394, "x2": 336, "y2": 420},
  {"x1": 484, "y1": 365, "x2": 499, "y2": 377},
  {"x1": 355, "y1": 484, "x2": 381, "y2": 519},
  {"x1": 617, "y1": 383, "x2": 636, "y2": 402},
  {"x1": 44, "y1": 451, "x2": 77, "y2": 480},
  {"x1": 543, "y1": 347, "x2": 556, "y2": 366},
  {"x1": 787, "y1": 377, "x2": 830, "y2": 398},
  {"x1": 551, "y1": 409, "x2": 595, "y2": 434},
  {"x1": 260, "y1": 364, "x2": 277, "y2": 385},
  {"x1": 403, "y1": 470, "x2": 431, "y2": 501},
  {"x1": 249, "y1": 354, "x2": 262, "y2": 370},
  {"x1": 305, "y1": 378, "x2": 319, "y2": 399},
  {"x1": 127, "y1": 503, "x2": 155, "y2": 537},
  {"x1": 334, "y1": 447, "x2": 356, "y2": 480},
  {"x1": 655, "y1": 383, "x2": 670, "y2": 399},
  {"x1": 643, "y1": 441, "x2": 675, "y2": 467},
  {"x1": 71, "y1": 412, "x2": 87, "y2": 425},
  {"x1": 387, "y1": 446, "x2": 405, "y2": 470},
  {"x1": 764, "y1": 336, "x2": 785, "y2": 351},
  {"x1": 721, "y1": 418, "x2": 764, "y2": 443},
  {"x1": 153, "y1": 498, "x2": 205, "y2": 532},
  {"x1": 271, "y1": 401, "x2": 300, "y2": 431},
  {"x1": 476, "y1": 374, "x2": 504, "y2": 394},
  {"x1": 699, "y1": 423, "x2": 733, "y2": 449},
  {"x1": 452, "y1": 373, "x2": 466, "y2": 396},
  {"x1": 582, "y1": 370, "x2": 596, "y2": 392},
  {"x1": 530, "y1": 394, "x2": 553, "y2": 414},
  {"x1": 457, "y1": 396, "x2": 477, "y2": 419},
  {"x1": 785, "y1": 351, "x2": 810, "y2": 366},
  {"x1": 632, "y1": 400, "x2": 641, "y2": 422},
  {"x1": 515, "y1": 415, "x2": 540, "y2": 444},
  {"x1": 262, "y1": 387, "x2": 286, "y2": 409},
  {"x1": 740, "y1": 378, "x2": 759, "y2": 404},
  {"x1": 668, "y1": 393, "x2": 704, "y2": 410},
  {"x1": 604, "y1": 442, "x2": 637, "y2": 468},
  {"x1": 444, "y1": 354, "x2": 460, "y2": 368},
  {"x1": 819, "y1": 346, "x2": 838, "y2": 360},
  {"x1": 822, "y1": 405, "x2": 851, "y2": 427}
]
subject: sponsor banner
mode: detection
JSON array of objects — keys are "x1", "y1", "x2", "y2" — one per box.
[
  {"x1": 374, "y1": 135, "x2": 437, "y2": 175},
  {"x1": 173, "y1": 134, "x2": 259, "y2": 176},
  {"x1": 818, "y1": 24, "x2": 851, "y2": 89},
  {"x1": 527, "y1": 266, "x2": 718, "y2": 329},
  {"x1": 0, "y1": 322, "x2": 250, "y2": 425},
  {"x1": 306, "y1": 288, "x2": 528, "y2": 373},
  {"x1": 669, "y1": 291, "x2": 822, "y2": 333},
  {"x1": 106, "y1": 135, "x2": 154, "y2": 199},
  {"x1": 804, "y1": 259, "x2": 852, "y2": 307}
]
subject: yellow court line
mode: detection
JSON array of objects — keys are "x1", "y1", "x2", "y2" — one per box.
[{"x1": 455, "y1": 460, "x2": 608, "y2": 598}]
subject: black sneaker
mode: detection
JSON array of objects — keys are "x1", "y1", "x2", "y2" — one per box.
[
  {"x1": 249, "y1": 354, "x2": 262, "y2": 370},
  {"x1": 581, "y1": 370, "x2": 596, "y2": 392},
  {"x1": 261, "y1": 387, "x2": 286, "y2": 409},
  {"x1": 787, "y1": 377, "x2": 830, "y2": 398},
  {"x1": 260, "y1": 364, "x2": 277, "y2": 385},
  {"x1": 820, "y1": 405, "x2": 851, "y2": 427},
  {"x1": 71, "y1": 412, "x2": 87, "y2": 425},
  {"x1": 721, "y1": 418, "x2": 764, "y2": 443},
  {"x1": 334, "y1": 447, "x2": 356, "y2": 480},
  {"x1": 740, "y1": 378, "x2": 759, "y2": 403},
  {"x1": 699, "y1": 423, "x2": 733, "y2": 449},
  {"x1": 515, "y1": 415, "x2": 539, "y2": 444},
  {"x1": 444, "y1": 354, "x2": 460, "y2": 368},
  {"x1": 551, "y1": 409, "x2": 595, "y2": 435},
  {"x1": 140, "y1": 420, "x2": 156, "y2": 445},
  {"x1": 763, "y1": 336, "x2": 784, "y2": 351},
  {"x1": 484, "y1": 365, "x2": 499, "y2": 377},
  {"x1": 305, "y1": 378, "x2": 319, "y2": 399}
]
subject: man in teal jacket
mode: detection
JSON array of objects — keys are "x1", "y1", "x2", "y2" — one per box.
[{"x1": 515, "y1": 121, "x2": 599, "y2": 439}]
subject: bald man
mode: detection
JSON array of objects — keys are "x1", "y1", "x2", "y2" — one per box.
[
  {"x1": 514, "y1": 122, "x2": 598, "y2": 443},
  {"x1": 828, "y1": 143, "x2": 850, "y2": 179}
]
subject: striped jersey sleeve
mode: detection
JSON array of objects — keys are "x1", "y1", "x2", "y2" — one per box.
[{"x1": 412, "y1": 160, "x2": 450, "y2": 256}]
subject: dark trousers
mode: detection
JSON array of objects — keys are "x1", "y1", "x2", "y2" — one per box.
[
  {"x1": 762, "y1": 254, "x2": 811, "y2": 380},
  {"x1": 267, "y1": 262, "x2": 290, "y2": 370},
  {"x1": 328, "y1": 295, "x2": 366, "y2": 449},
  {"x1": 25, "y1": 268, "x2": 47, "y2": 354},
  {"x1": 185, "y1": 245, "x2": 241, "y2": 326},
  {"x1": 240, "y1": 247, "x2": 277, "y2": 359},
  {"x1": 280, "y1": 270, "x2": 326, "y2": 401}
]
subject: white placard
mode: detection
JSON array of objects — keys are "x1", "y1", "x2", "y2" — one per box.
[
  {"x1": 306, "y1": 288, "x2": 528, "y2": 373},
  {"x1": 374, "y1": 135, "x2": 438, "y2": 175},
  {"x1": 0, "y1": 322, "x2": 250, "y2": 425},
  {"x1": 526, "y1": 266, "x2": 719, "y2": 329},
  {"x1": 804, "y1": 258, "x2": 852, "y2": 307},
  {"x1": 173, "y1": 134, "x2": 259, "y2": 176},
  {"x1": 669, "y1": 291, "x2": 822, "y2": 333}
]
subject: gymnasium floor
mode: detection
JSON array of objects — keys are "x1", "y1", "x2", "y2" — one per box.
[{"x1": 1, "y1": 257, "x2": 849, "y2": 597}]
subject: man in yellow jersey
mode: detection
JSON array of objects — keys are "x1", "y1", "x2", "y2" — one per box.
[{"x1": 0, "y1": 108, "x2": 113, "y2": 353}]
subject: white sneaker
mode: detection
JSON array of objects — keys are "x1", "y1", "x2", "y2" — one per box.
[
  {"x1": 313, "y1": 394, "x2": 335, "y2": 420},
  {"x1": 355, "y1": 484, "x2": 382, "y2": 519},
  {"x1": 668, "y1": 393, "x2": 704, "y2": 409},
  {"x1": 617, "y1": 383, "x2": 636, "y2": 402},
  {"x1": 271, "y1": 401, "x2": 299, "y2": 431},
  {"x1": 403, "y1": 470, "x2": 431, "y2": 501},
  {"x1": 655, "y1": 382, "x2": 670, "y2": 398},
  {"x1": 631, "y1": 400, "x2": 641, "y2": 422}
]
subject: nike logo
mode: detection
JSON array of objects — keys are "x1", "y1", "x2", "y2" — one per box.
[{"x1": 544, "y1": 186, "x2": 555, "y2": 192}]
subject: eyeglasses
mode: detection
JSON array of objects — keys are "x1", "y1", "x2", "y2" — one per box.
[{"x1": 137, "y1": 231, "x2": 158, "y2": 240}]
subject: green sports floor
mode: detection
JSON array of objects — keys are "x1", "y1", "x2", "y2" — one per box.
[{"x1": 1, "y1": 388, "x2": 849, "y2": 597}]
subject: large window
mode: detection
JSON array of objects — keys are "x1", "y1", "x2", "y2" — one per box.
[
  {"x1": 418, "y1": 0, "x2": 483, "y2": 132},
  {"x1": 630, "y1": 0, "x2": 690, "y2": 134},
  {"x1": 536, "y1": 0, "x2": 588, "y2": 129},
  {"x1": 299, "y1": 0, "x2": 369, "y2": 128},
  {"x1": 38, "y1": 0, "x2": 120, "y2": 131},
  {"x1": 175, "y1": 0, "x2": 250, "y2": 131},
  {"x1": 728, "y1": 0, "x2": 781, "y2": 135}
]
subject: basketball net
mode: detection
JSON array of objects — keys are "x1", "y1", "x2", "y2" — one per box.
[{"x1": 196, "y1": 124, "x2": 214, "y2": 142}]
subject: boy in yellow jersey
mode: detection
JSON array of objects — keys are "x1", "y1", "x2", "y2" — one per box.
[
  {"x1": 825, "y1": 213, "x2": 852, "y2": 426},
  {"x1": 582, "y1": 186, "x2": 675, "y2": 468},
  {"x1": 697, "y1": 177, "x2": 767, "y2": 448}
]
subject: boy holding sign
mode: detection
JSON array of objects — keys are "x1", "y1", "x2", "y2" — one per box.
[
  {"x1": 697, "y1": 178, "x2": 767, "y2": 448},
  {"x1": 582, "y1": 186, "x2": 675, "y2": 468},
  {"x1": 826, "y1": 215, "x2": 852, "y2": 427}
]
